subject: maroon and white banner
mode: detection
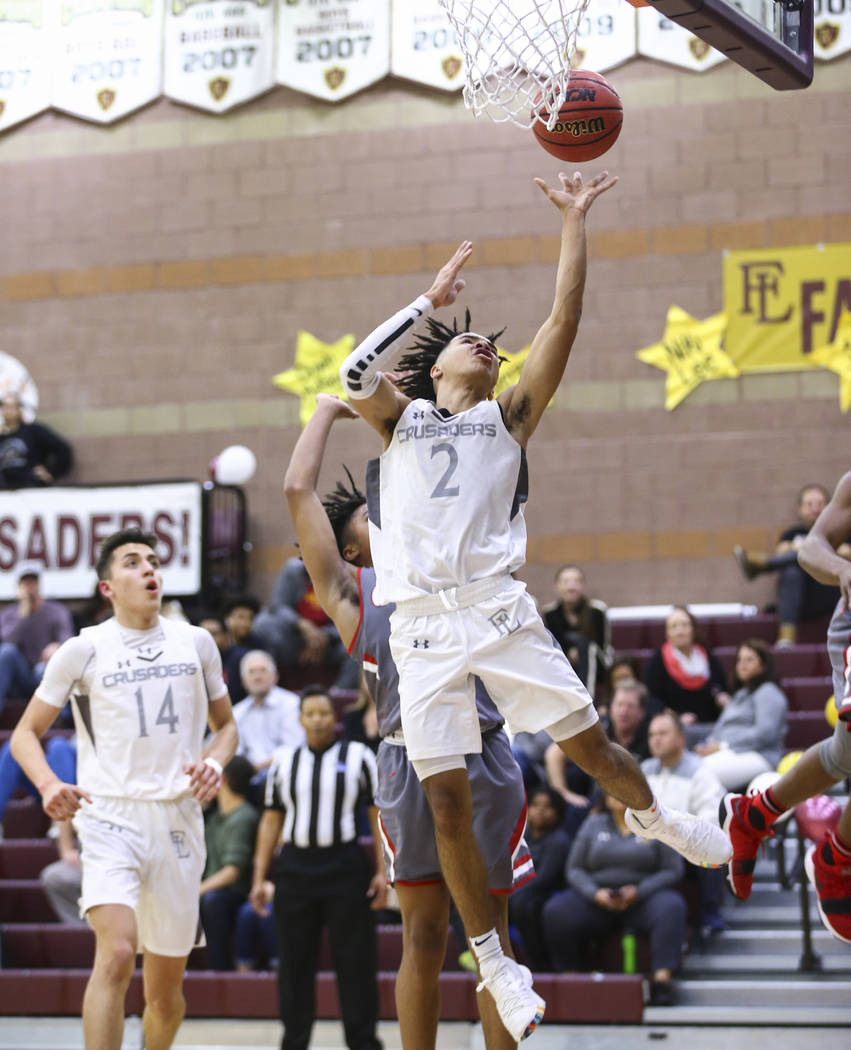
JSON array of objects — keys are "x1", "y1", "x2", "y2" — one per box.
[
  {"x1": 814, "y1": 1, "x2": 851, "y2": 59},
  {"x1": 0, "y1": 481, "x2": 202, "y2": 600},
  {"x1": 0, "y1": 0, "x2": 53, "y2": 133},
  {"x1": 391, "y1": 0, "x2": 463, "y2": 93},
  {"x1": 637, "y1": 9, "x2": 725, "y2": 70},
  {"x1": 276, "y1": 0, "x2": 391, "y2": 102},
  {"x1": 52, "y1": 0, "x2": 164, "y2": 124},
  {"x1": 572, "y1": 0, "x2": 637, "y2": 73},
  {"x1": 164, "y1": 0, "x2": 276, "y2": 113}
]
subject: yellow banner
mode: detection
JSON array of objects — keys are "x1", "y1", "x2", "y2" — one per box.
[{"x1": 723, "y1": 243, "x2": 851, "y2": 372}]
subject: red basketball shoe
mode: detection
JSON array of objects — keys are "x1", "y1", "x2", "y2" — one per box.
[
  {"x1": 720, "y1": 793, "x2": 773, "y2": 900},
  {"x1": 805, "y1": 837, "x2": 851, "y2": 944}
]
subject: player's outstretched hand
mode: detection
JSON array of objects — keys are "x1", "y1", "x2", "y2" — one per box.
[
  {"x1": 315, "y1": 393, "x2": 358, "y2": 419},
  {"x1": 533, "y1": 170, "x2": 618, "y2": 216},
  {"x1": 184, "y1": 759, "x2": 222, "y2": 803},
  {"x1": 42, "y1": 779, "x2": 91, "y2": 821},
  {"x1": 425, "y1": 240, "x2": 473, "y2": 309}
]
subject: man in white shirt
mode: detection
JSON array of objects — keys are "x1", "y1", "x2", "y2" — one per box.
[
  {"x1": 231, "y1": 650, "x2": 304, "y2": 771},
  {"x1": 11, "y1": 527, "x2": 237, "y2": 1050},
  {"x1": 642, "y1": 710, "x2": 727, "y2": 934}
]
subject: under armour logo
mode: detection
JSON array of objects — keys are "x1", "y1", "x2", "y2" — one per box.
[
  {"x1": 117, "y1": 659, "x2": 132, "y2": 669},
  {"x1": 136, "y1": 648, "x2": 163, "y2": 663},
  {"x1": 412, "y1": 410, "x2": 425, "y2": 420},
  {"x1": 488, "y1": 608, "x2": 519, "y2": 638},
  {"x1": 412, "y1": 639, "x2": 430, "y2": 649},
  {"x1": 170, "y1": 831, "x2": 191, "y2": 859}
]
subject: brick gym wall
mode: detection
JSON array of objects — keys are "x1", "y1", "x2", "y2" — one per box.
[{"x1": 1, "y1": 57, "x2": 848, "y2": 610}]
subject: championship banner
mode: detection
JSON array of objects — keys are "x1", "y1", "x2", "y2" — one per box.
[
  {"x1": 636, "y1": 9, "x2": 726, "y2": 70},
  {"x1": 0, "y1": 0, "x2": 52, "y2": 133},
  {"x1": 391, "y1": 0, "x2": 463, "y2": 92},
  {"x1": 723, "y1": 243, "x2": 851, "y2": 372},
  {"x1": 164, "y1": 0, "x2": 276, "y2": 113},
  {"x1": 571, "y1": 0, "x2": 637, "y2": 73},
  {"x1": 52, "y1": 0, "x2": 163, "y2": 124},
  {"x1": 0, "y1": 481, "x2": 203, "y2": 599},
  {"x1": 275, "y1": 0, "x2": 391, "y2": 101},
  {"x1": 814, "y1": 0, "x2": 851, "y2": 59}
]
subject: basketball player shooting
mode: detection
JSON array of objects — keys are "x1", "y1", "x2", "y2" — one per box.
[{"x1": 339, "y1": 172, "x2": 732, "y2": 1040}]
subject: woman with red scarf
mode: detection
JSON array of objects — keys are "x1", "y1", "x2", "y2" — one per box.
[{"x1": 644, "y1": 607, "x2": 730, "y2": 729}]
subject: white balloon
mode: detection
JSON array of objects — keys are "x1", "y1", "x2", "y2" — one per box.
[{"x1": 214, "y1": 445, "x2": 257, "y2": 485}]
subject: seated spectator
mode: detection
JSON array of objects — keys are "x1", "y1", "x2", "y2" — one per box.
[
  {"x1": 694, "y1": 639, "x2": 788, "y2": 791},
  {"x1": 231, "y1": 651, "x2": 305, "y2": 777},
  {"x1": 0, "y1": 732, "x2": 76, "y2": 825},
  {"x1": 197, "y1": 611, "x2": 228, "y2": 654},
  {"x1": 642, "y1": 710, "x2": 727, "y2": 936},
  {"x1": 542, "y1": 792, "x2": 686, "y2": 1005},
  {"x1": 508, "y1": 787, "x2": 572, "y2": 971},
  {"x1": 734, "y1": 483, "x2": 844, "y2": 646},
  {"x1": 253, "y1": 557, "x2": 359, "y2": 689},
  {"x1": 220, "y1": 595, "x2": 265, "y2": 704},
  {"x1": 541, "y1": 564, "x2": 610, "y2": 696},
  {"x1": 0, "y1": 562, "x2": 74, "y2": 716},
  {"x1": 0, "y1": 392, "x2": 72, "y2": 489},
  {"x1": 643, "y1": 606, "x2": 729, "y2": 734},
  {"x1": 40, "y1": 819, "x2": 85, "y2": 926},
  {"x1": 199, "y1": 755, "x2": 260, "y2": 971},
  {"x1": 604, "y1": 680, "x2": 651, "y2": 762}
]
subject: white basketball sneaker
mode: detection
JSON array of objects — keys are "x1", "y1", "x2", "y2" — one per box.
[
  {"x1": 477, "y1": 957, "x2": 545, "y2": 1041},
  {"x1": 625, "y1": 801, "x2": 732, "y2": 868}
]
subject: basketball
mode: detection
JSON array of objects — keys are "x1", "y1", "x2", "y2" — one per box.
[{"x1": 532, "y1": 70, "x2": 623, "y2": 163}]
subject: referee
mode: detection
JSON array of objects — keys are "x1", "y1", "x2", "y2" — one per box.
[{"x1": 250, "y1": 685, "x2": 386, "y2": 1050}]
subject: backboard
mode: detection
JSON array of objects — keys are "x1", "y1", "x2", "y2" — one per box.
[{"x1": 643, "y1": 0, "x2": 814, "y2": 88}]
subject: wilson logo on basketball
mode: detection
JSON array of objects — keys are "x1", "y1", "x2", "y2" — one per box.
[{"x1": 552, "y1": 117, "x2": 606, "y2": 137}]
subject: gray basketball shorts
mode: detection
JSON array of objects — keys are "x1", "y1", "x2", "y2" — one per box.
[
  {"x1": 820, "y1": 618, "x2": 851, "y2": 780},
  {"x1": 375, "y1": 727, "x2": 533, "y2": 891}
]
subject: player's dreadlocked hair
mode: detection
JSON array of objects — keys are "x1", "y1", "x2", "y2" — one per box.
[
  {"x1": 394, "y1": 307, "x2": 507, "y2": 403},
  {"x1": 321, "y1": 466, "x2": 366, "y2": 554}
]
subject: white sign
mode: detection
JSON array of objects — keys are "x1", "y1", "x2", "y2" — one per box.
[
  {"x1": 0, "y1": 0, "x2": 53, "y2": 133},
  {"x1": 814, "y1": 0, "x2": 851, "y2": 59},
  {"x1": 0, "y1": 482, "x2": 203, "y2": 599},
  {"x1": 572, "y1": 0, "x2": 636, "y2": 73},
  {"x1": 52, "y1": 0, "x2": 163, "y2": 124},
  {"x1": 637, "y1": 9, "x2": 726, "y2": 70},
  {"x1": 164, "y1": 0, "x2": 276, "y2": 113},
  {"x1": 391, "y1": 0, "x2": 462, "y2": 92},
  {"x1": 276, "y1": 0, "x2": 391, "y2": 102}
]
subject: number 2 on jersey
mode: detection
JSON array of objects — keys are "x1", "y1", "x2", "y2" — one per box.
[
  {"x1": 135, "y1": 685, "x2": 180, "y2": 737},
  {"x1": 430, "y1": 442, "x2": 460, "y2": 498}
]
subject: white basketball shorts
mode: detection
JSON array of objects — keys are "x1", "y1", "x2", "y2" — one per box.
[
  {"x1": 74, "y1": 795, "x2": 205, "y2": 957},
  {"x1": 389, "y1": 575, "x2": 597, "y2": 765}
]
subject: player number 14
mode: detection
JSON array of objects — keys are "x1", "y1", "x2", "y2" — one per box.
[{"x1": 135, "y1": 685, "x2": 180, "y2": 737}]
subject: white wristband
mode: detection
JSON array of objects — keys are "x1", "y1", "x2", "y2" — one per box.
[{"x1": 204, "y1": 756, "x2": 223, "y2": 776}]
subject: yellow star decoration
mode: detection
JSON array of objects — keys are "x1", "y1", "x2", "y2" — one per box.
[
  {"x1": 636, "y1": 306, "x2": 738, "y2": 410},
  {"x1": 811, "y1": 314, "x2": 851, "y2": 412},
  {"x1": 272, "y1": 331, "x2": 355, "y2": 426},
  {"x1": 494, "y1": 344, "x2": 531, "y2": 398}
]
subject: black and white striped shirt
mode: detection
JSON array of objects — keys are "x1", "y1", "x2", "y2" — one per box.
[{"x1": 265, "y1": 739, "x2": 378, "y2": 848}]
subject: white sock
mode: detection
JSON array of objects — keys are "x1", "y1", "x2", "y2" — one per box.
[
  {"x1": 631, "y1": 797, "x2": 662, "y2": 826},
  {"x1": 470, "y1": 928, "x2": 503, "y2": 976}
]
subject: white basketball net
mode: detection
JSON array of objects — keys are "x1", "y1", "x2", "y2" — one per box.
[{"x1": 437, "y1": 0, "x2": 592, "y2": 130}]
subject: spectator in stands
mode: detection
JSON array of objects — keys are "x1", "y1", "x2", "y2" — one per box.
[
  {"x1": 542, "y1": 564, "x2": 610, "y2": 696},
  {"x1": 40, "y1": 819, "x2": 84, "y2": 926},
  {"x1": 542, "y1": 792, "x2": 686, "y2": 1005},
  {"x1": 0, "y1": 393, "x2": 72, "y2": 489},
  {"x1": 643, "y1": 606, "x2": 729, "y2": 736},
  {"x1": 231, "y1": 650, "x2": 305, "y2": 775},
  {"x1": 253, "y1": 557, "x2": 359, "y2": 689},
  {"x1": 197, "y1": 611, "x2": 228, "y2": 654},
  {"x1": 604, "y1": 681, "x2": 651, "y2": 762},
  {"x1": 250, "y1": 687, "x2": 385, "y2": 1050},
  {"x1": 0, "y1": 732, "x2": 76, "y2": 827},
  {"x1": 642, "y1": 710, "x2": 727, "y2": 936},
  {"x1": 221, "y1": 595, "x2": 265, "y2": 704},
  {"x1": 508, "y1": 787, "x2": 572, "y2": 971},
  {"x1": 0, "y1": 562, "x2": 74, "y2": 716},
  {"x1": 694, "y1": 639, "x2": 788, "y2": 791},
  {"x1": 199, "y1": 755, "x2": 259, "y2": 971},
  {"x1": 734, "y1": 483, "x2": 844, "y2": 646}
]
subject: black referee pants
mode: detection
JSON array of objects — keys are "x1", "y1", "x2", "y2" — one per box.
[{"x1": 273, "y1": 845, "x2": 382, "y2": 1050}]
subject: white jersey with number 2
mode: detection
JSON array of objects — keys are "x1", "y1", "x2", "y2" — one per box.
[
  {"x1": 366, "y1": 398, "x2": 528, "y2": 605},
  {"x1": 37, "y1": 615, "x2": 226, "y2": 802}
]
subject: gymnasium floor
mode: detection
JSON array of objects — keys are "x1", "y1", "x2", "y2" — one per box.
[{"x1": 3, "y1": 1019, "x2": 851, "y2": 1050}]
